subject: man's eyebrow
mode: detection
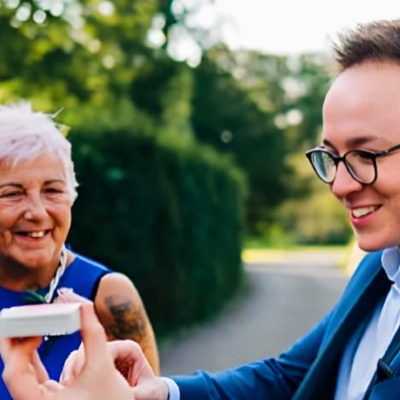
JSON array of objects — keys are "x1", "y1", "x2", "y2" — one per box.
[{"x1": 322, "y1": 136, "x2": 389, "y2": 149}]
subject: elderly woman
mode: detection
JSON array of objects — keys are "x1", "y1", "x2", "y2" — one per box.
[{"x1": 0, "y1": 103, "x2": 159, "y2": 399}]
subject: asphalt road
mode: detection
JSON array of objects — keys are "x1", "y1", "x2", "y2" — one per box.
[{"x1": 159, "y1": 250, "x2": 349, "y2": 375}]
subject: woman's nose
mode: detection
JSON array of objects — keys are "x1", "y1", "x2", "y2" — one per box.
[{"x1": 23, "y1": 195, "x2": 47, "y2": 221}]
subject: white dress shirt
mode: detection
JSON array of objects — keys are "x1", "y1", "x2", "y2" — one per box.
[
  {"x1": 335, "y1": 246, "x2": 400, "y2": 400},
  {"x1": 163, "y1": 247, "x2": 400, "y2": 400}
]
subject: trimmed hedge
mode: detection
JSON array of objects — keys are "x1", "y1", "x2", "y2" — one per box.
[{"x1": 67, "y1": 130, "x2": 246, "y2": 336}]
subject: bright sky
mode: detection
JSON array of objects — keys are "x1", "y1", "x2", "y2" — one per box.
[{"x1": 212, "y1": 0, "x2": 400, "y2": 54}]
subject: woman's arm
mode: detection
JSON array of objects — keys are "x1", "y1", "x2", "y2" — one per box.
[{"x1": 94, "y1": 272, "x2": 160, "y2": 375}]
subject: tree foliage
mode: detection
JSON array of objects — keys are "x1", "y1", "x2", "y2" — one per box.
[{"x1": 0, "y1": 0, "x2": 351, "y2": 244}]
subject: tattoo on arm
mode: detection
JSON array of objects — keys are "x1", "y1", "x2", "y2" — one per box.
[{"x1": 104, "y1": 295, "x2": 148, "y2": 342}]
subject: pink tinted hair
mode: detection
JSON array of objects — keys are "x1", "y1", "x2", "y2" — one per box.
[{"x1": 0, "y1": 102, "x2": 78, "y2": 201}]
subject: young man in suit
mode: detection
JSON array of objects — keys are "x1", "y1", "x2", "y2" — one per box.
[
  {"x1": 111, "y1": 20, "x2": 400, "y2": 400},
  {"x1": 14, "y1": 19, "x2": 400, "y2": 400}
]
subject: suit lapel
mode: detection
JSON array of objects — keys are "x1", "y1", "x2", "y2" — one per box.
[
  {"x1": 388, "y1": 344, "x2": 400, "y2": 372},
  {"x1": 293, "y1": 252, "x2": 391, "y2": 400},
  {"x1": 362, "y1": 289, "x2": 400, "y2": 399}
]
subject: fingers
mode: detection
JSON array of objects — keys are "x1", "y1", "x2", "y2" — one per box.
[
  {"x1": 60, "y1": 302, "x2": 115, "y2": 385},
  {"x1": 60, "y1": 349, "x2": 84, "y2": 385},
  {"x1": 42, "y1": 380, "x2": 63, "y2": 393},
  {"x1": 0, "y1": 336, "x2": 42, "y2": 363},
  {"x1": 0, "y1": 338, "x2": 13, "y2": 362},
  {"x1": 79, "y1": 303, "x2": 111, "y2": 368},
  {"x1": 56, "y1": 289, "x2": 90, "y2": 304},
  {"x1": 1, "y1": 337, "x2": 49, "y2": 384},
  {"x1": 106, "y1": 341, "x2": 155, "y2": 386},
  {"x1": 60, "y1": 339, "x2": 155, "y2": 388},
  {"x1": 32, "y1": 351, "x2": 50, "y2": 383},
  {"x1": 59, "y1": 350, "x2": 76, "y2": 385},
  {"x1": 132, "y1": 378, "x2": 169, "y2": 400},
  {"x1": 1, "y1": 337, "x2": 44, "y2": 400}
]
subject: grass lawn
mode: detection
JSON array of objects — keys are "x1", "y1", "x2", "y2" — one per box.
[
  {"x1": 242, "y1": 239, "x2": 350, "y2": 267},
  {"x1": 244, "y1": 235, "x2": 347, "y2": 252}
]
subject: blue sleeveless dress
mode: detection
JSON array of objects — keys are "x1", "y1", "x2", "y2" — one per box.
[{"x1": 0, "y1": 253, "x2": 111, "y2": 399}]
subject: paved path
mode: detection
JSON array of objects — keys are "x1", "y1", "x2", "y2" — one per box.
[{"x1": 159, "y1": 250, "x2": 349, "y2": 375}]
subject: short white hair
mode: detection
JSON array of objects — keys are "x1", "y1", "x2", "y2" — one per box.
[{"x1": 0, "y1": 102, "x2": 78, "y2": 201}]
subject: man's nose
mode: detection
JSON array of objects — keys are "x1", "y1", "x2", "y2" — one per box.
[
  {"x1": 24, "y1": 194, "x2": 47, "y2": 221},
  {"x1": 330, "y1": 162, "x2": 363, "y2": 198}
]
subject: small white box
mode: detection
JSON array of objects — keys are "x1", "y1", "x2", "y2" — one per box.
[{"x1": 0, "y1": 303, "x2": 82, "y2": 338}]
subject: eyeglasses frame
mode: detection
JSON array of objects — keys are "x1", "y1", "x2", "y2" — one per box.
[{"x1": 305, "y1": 143, "x2": 400, "y2": 185}]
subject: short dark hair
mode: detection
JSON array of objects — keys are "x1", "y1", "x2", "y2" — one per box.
[{"x1": 333, "y1": 19, "x2": 400, "y2": 71}]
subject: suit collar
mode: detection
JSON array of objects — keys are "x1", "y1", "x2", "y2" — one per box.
[
  {"x1": 382, "y1": 246, "x2": 400, "y2": 290},
  {"x1": 293, "y1": 251, "x2": 391, "y2": 400}
]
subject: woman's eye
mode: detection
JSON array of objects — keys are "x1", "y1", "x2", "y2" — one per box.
[
  {"x1": 1, "y1": 192, "x2": 21, "y2": 198},
  {"x1": 45, "y1": 188, "x2": 62, "y2": 194}
]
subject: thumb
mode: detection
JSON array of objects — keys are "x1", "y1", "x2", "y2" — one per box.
[{"x1": 78, "y1": 303, "x2": 112, "y2": 370}]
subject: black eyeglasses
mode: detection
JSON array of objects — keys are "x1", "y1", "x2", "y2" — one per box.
[{"x1": 305, "y1": 143, "x2": 400, "y2": 184}]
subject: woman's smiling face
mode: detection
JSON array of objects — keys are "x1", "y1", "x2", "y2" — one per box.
[{"x1": 0, "y1": 153, "x2": 72, "y2": 270}]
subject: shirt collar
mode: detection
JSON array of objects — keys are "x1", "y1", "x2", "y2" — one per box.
[{"x1": 382, "y1": 246, "x2": 400, "y2": 287}]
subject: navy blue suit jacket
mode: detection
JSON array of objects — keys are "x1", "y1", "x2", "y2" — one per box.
[{"x1": 171, "y1": 251, "x2": 400, "y2": 399}]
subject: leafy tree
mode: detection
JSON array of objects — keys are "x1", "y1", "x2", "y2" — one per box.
[
  {"x1": 188, "y1": 47, "x2": 289, "y2": 233},
  {"x1": 0, "y1": 0, "x2": 349, "y2": 244}
]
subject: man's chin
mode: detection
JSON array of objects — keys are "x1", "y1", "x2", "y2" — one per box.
[{"x1": 355, "y1": 235, "x2": 396, "y2": 253}]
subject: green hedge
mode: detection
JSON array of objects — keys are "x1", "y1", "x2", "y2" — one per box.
[{"x1": 67, "y1": 130, "x2": 246, "y2": 336}]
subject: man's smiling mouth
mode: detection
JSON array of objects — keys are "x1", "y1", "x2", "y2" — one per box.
[{"x1": 351, "y1": 206, "x2": 381, "y2": 218}]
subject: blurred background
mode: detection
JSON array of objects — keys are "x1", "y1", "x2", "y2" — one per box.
[{"x1": 0, "y1": 0, "x2": 392, "y2": 374}]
